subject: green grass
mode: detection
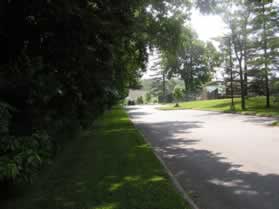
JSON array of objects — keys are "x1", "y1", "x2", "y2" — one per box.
[
  {"x1": 160, "y1": 96, "x2": 279, "y2": 117},
  {"x1": 3, "y1": 107, "x2": 189, "y2": 209}
]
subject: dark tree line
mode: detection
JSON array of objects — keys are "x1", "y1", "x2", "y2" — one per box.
[{"x1": 0, "y1": 0, "x2": 195, "y2": 186}]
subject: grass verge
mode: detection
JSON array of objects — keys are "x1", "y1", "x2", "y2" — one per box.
[
  {"x1": 3, "y1": 107, "x2": 189, "y2": 209},
  {"x1": 160, "y1": 97, "x2": 279, "y2": 117},
  {"x1": 271, "y1": 121, "x2": 279, "y2": 126}
]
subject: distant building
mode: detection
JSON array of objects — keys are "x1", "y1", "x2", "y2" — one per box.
[
  {"x1": 128, "y1": 89, "x2": 146, "y2": 100},
  {"x1": 200, "y1": 81, "x2": 226, "y2": 100},
  {"x1": 224, "y1": 79, "x2": 242, "y2": 98}
]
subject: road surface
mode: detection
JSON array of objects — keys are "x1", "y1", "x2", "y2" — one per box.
[{"x1": 126, "y1": 105, "x2": 279, "y2": 209}]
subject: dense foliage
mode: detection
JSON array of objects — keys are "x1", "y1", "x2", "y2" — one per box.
[
  {"x1": 173, "y1": 86, "x2": 184, "y2": 106},
  {"x1": 0, "y1": 0, "x2": 192, "y2": 185},
  {"x1": 219, "y1": 0, "x2": 279, "y2": 109},
  {"x1": 162, "y1": 28, "x2": 220, "y2": 95},
  {"x1": 148, "y1": 0, "x2": 278, "y2": 109}
]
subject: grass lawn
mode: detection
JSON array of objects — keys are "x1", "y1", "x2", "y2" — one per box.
[
  {"x1": 271, "y1": 121, "x2": 279, "y2": 126},
  {"x1": 160, "y1": 96, "x2": 279, "y2": 117},
  {"x1": 3, "y1": 107, "x2": 189, "y2": 209}
]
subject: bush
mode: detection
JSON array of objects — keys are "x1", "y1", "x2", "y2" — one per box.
[
  {"x1": 153, "y1": 99, "x2": 158, "y2": 104},
  {"x1": 136, "y1": 96, "x2": 144, "y2": 104},
  {"x1": 173, "y1": 87, "x2": 183, "y2": 106},
  {"x1": 0, "y1": 103, "x2": 53, "y2": 183},
  {"x1": 0, "y1": 133, "x2": 53, "y2": 183},
  {"x1": 145, "y1": 92, "x2": 152, "y2": 104}
]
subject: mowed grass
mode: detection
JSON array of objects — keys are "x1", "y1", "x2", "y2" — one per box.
[
  {"x1": 160, "y1": 96, "x2": 279, "y2": 117},
  {"x1": 3, "y1": 107, "x2": 189, "y2": 209}
]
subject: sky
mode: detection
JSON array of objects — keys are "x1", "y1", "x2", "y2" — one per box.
[
  {"x1": 190, "y1": 10, "x2": 226, "y2": 43},
  {"x1": 142, "y1": 9, "x2": 226, "y2": 79}
]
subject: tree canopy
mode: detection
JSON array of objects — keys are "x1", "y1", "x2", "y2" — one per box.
[
  {"x1": 219, "y1": 0, "x2": 279, "y2": 109},
  {"x1": 0, "y1": 0, "x2": 197, "y2": 184},
  {"x1": 161, "y1": 27, "x2": 220, "y2": 94}
]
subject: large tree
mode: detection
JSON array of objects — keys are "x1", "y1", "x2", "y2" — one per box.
[
  {"x1": 221, "y1": 0, "x2": 255, "y2": 110},
  {"x1": 1, "y1": 0, "x2": 204, "y2": 184},
  {"x1": 249, "y1": 0, "x2": 279, "y2": 107},
  {"x1": 219, "y1": 35, "x2": 237, "y2": 110},
  {"x1": 163, "y1": 28, "x2": 220, "y2": 95}
]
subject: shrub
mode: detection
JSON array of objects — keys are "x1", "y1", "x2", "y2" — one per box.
[
  {"x1": 173, "y1": 87, "x2": 183, "y2": 106},
  {"x1": 136, "y1": 96, "x2": 144, "y2": 104},
  {"x1": 0, "y1": 133, "x2": 53, "y2": 182},
  {"x1": 0, "y1": 103, "x2": 53, "y2": 183},
  {"x1": 145, "y1": 92, "x2": 152, "y2": 104}
]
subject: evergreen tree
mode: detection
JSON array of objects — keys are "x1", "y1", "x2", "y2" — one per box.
[{"x1": 249, "y1": 0, "x2": 279, "y2": 107}]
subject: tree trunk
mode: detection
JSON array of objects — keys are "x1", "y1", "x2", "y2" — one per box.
[
  {"x1": 162, "y1": 71, "x2": 166, "y2": 103},
  {"x1": 229, "y1": 40, "x2": 235, "y2": 109},
  {"x1": 262, "y1": 3, "x2": 270, "y2": 108},
  {"x1": 189, "y1": 55, "x2": 193, "y2": 92},
  {"x1": 183, "y1": 79, "x2": 186, "y2": 91},
  {"x1": 183, "y1": 78, "x2": 188, "y2": 95},
  {"x1": 244, "y1": 42, "x2": 248, "y2": 97},
  {"x1": 232, "y1": 30, "x2": 246, "y2": 110},
  {"x1": 244, "y1": 61, "x2": 248, "y2": 97},
  {"x1": 265, "y1": 71, "x2": 270, "y2": 108},
  {"x1": 243, "y1": 13, "x2": 250, "y2": 97},
  {"x1": 238, "y1": 59, "x2": 246, "y2": 110}
]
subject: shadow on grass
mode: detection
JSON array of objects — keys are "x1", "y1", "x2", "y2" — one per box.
[
  {"x1": 208, "y1": 100, "x2": 240, "y2": 110},
  {"x1": 4, "y1": 106, "x2": 278, "y2": 209},
  {"x1": 2, "y1": 107, "x2": 188, "y2": 209}
]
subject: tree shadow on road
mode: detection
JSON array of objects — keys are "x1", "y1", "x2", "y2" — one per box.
[
  {"x1": 160, "y1": 143, "x2": 279, "y2": 209},
  {"x1": 127, "y1": 105, "x2": 279, "y2": 209},
  {"x1": 196, "y1": 111, "x2": 277, "y2": 126},
  {"x1": 133, "y1": 120, "x2": 279, "y2": 209}
]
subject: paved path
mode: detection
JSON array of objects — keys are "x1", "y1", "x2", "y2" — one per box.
[{"x1": 126, "y1": 105, "x2": 279, "y2": 209}]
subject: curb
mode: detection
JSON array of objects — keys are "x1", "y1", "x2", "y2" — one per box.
[{"x1": 130, "y1": 121, "x2": 201, "y2": 209}]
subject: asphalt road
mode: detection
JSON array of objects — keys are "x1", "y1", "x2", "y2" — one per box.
[{"x1": 126, "y1": 105, "x2": 279, "y2": 209}]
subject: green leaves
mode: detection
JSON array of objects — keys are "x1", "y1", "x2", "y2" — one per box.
[
  {"x1": 173, "y1": 86, "x2": 184, "y2": 101},
  {"x1": 0, "y1": 104, "x2": 53, "y2": 182},
  {"x1": 162, "y1": 28, "x2": 219, "y2": 92},
  {"x1": 0, "y1": 0, "x2": 221, "y2": 186},
  {"x1": 0, "y1": 133, "x2": 53, "y2": 182}
]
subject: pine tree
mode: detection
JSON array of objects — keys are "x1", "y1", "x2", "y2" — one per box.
[{"x1": 250, "y1": 0, "x2": 279, "y2": 107}]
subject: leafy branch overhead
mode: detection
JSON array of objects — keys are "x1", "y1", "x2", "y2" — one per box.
[{"x1": 0, "y1": 0, "x2": 216, "y2": 183}]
